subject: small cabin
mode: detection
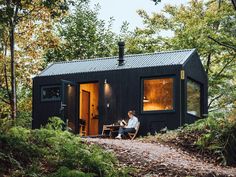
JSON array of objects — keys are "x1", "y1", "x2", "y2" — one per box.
[{"x1": 32, "y1": 43, "x2": 208, "y2": 136}]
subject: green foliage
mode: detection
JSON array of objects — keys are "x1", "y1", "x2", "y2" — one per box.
[
  {"x1": 49, "y1": 166, "x2": 94, "y2": 177},
  {"x1": 0, "y1": 120, "x2": 130, "y2": 176},
  {"x1": 0, "y1": 118, "x2": 13, "y2": 133},
  {"x1": 15, "y1": 111, "x2": 32, "y2": 128},
  {"x1": 0, "y1": 112, "x2": 32, "y2": 133},
  {"x1": 45, "y1": 116, "x2": 65, "y2": 130},
  {"x1": 44, "y1": 1, "x2": 117, "y2": 64},
  {"x1": 0, "y1": 0, "x2": 70, "y2": 26}
]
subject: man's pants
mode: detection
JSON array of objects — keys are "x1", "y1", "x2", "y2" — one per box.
[{"x1": 118, "y1": 127, "x2": 135, "y2": 136}]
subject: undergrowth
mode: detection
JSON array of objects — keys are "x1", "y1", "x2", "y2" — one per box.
[{"x1": 0, "y1": 117, "x2": 130, "y2": 177}]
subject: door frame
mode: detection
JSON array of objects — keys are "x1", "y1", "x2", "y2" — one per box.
[{"x1": 78, "y1": 81, "x2": 100, "y2": 135}]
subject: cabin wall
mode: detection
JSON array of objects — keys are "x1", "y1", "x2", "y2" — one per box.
[
  {"x1": 33, "y1": 65, "x2": 183, "y2": 135},
  {"x1": 32, "y1": 77, "x2": 64, "y2": 129},
  {"x1": 183, "y1": 53, "x2": 208, "y2": 124}
]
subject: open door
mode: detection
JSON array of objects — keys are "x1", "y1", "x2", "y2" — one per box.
[
  {"x1": 61, "y1": 80, "x2": 78, "y2": 132},
  {"x1": 79, "y1": 82, "x2": 99, "y2": 136}
]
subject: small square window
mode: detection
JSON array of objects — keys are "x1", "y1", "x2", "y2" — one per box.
[
  {"x1": 142, "y1": 77, "x2": 174, "y2": 112},
  {"x1": 41, "y1": 86, "x2": 61, "y2": 101}
]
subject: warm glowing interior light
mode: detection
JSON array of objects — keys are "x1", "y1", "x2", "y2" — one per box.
[
  {"x1": 143, "y1": 78, "x2": 173, "y2": 111},
  {"x1": 143, "y1": 96, "x2": 150, "y2": 103}
]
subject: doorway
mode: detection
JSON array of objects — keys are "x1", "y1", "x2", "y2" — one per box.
[{"x1": 79, "y1": 83, "x2": 99, "y2": 136}]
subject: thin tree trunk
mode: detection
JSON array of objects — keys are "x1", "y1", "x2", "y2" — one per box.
[
  {"x1": 10, "y1": 24, "x2": 17, "y2": 119},
  {"x1": 3, "y1": 38, "x2": 11, "y2": 104},
  {"x1": 4, "y1": 63, "x2": 11, "y2": 104},
  {"x1": 8, "y1": 1, "x2": 19, "y2": 120}
]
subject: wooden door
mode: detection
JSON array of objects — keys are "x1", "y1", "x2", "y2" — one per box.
[{"x1": 81, "y1": 90, "x2": 90, "y2": 135}]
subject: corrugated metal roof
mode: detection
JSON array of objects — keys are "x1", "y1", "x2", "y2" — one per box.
[{"x1": 38, "y1": 49, "x2": 196, "y2": 77}]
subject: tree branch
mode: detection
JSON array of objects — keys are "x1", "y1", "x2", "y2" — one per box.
[
  {"x1": 232, "y1": 0, "x2": 236, "y2": 10},
  {"x1": 208, "y1": 36, "x2": 236, "y2": 51},
  {"x1": 209, "y1": 101, "x2": 234, "y2": 112},
  {"x1": 214, "y1": 57, "x2": 235, "y2": 79},
  {"x1": 208, "y1": 93, "x2": 225, "y2": 109},
  {"x1": 0, "y1": 97, "x2": 10, "y2": 105},
  {"x1": 206, "y1": 53, "x2": 211, "y2": 75}
]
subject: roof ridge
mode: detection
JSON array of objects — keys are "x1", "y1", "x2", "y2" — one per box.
[{"x1": 51, "y1": 48, "x2": 195, "y2": 65}]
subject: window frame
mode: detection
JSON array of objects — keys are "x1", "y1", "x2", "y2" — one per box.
[
  {"x1": 186, "y1": 77, "x2": 202, "y2": 118},
  {"x1": 40, "y1": 85, "x2": 61, "y2": 102},
  {"x1": 140, "y1": 76, "x2": 176, "y2": 114}
]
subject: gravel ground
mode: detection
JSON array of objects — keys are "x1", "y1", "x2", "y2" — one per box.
[{"x1": 85, "y1": 138, "x2": 236, "y2": 177}]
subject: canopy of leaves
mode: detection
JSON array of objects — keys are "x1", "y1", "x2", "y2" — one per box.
[{"x1": 44, "y1": 2, "x2": 117, "y2": 63}]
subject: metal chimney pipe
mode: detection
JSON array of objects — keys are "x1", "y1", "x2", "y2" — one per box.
[{"x1": 118, "y1": 41, "x2": 125, "y2": 66}]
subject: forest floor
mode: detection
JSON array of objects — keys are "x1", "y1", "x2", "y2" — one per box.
[{"x1": 85, "y1": 138, "x2": 236, "y2": 177}]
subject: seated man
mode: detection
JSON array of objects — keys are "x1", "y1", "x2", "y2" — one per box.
[{"x1": 115, "y1": 110, "x2": 139, "y2": 139}]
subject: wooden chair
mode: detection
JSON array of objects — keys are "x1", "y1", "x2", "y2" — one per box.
[
  {"x1": 79, "y1": 119, "x2": 86, "y2": 136},
  {"x1": 102, "y1": 125, "x2": 111, "y2": 137},
  {"x1": 79, "y1": 124, "x2": 86, "y2": 136},
  {"x1": 128, "y1": 122, "x2": 140, "y2": 140}
]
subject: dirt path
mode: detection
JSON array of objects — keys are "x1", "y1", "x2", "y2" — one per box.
[{"x1": 85, "y1": 138, "x2": 236, "y2": 177}]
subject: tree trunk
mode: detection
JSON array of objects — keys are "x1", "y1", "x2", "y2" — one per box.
[
  {"x1": 10, "y1": 24, "x2": 17, "y2": 119},
  {"x1": 3, "y1": 38, "x2": 11, "y2": 105}
]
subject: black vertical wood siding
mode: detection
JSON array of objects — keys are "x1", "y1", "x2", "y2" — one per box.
[
  {"x1": 32, "y1": 54, "x2": 208, "y2": 136},
  {"x1": 183, "y1": 52, "x2": 208, "y2": 124}
]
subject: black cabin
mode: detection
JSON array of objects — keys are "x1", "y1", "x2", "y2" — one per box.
[{"x1": 32, "y1": 44, "x2": 208, "y2": 136}]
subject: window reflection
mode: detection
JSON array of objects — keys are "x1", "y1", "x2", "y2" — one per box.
[
  {"x1": 143, "y1": 78, "x2": 174, "y2": 111},
  {"x1": 41, "y1": 86, "x2": 61, "y2": 101},
  {"x1": 187, "y1": 79, "x2": 201, "y2": 117}
]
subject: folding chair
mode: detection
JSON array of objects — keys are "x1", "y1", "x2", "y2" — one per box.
[{"x1": 128, "y1": 122, "x2": 140, "y2": 140}]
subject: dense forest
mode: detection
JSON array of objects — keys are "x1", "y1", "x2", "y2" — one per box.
[{"x1": 0, "y1": 0, "x2": 236, "y2": 176}]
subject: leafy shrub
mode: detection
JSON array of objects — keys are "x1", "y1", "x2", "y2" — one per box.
[
  {"x1": 49, "y1": 166, "x2": 94, "y2": 177},
  {"x1": 0, "y1": 118, "x2": 13, "y2": 133},
  {"x1": 0, "y1": 111, "x2": 32, "y2": 133},
  {"x1": 185, "y1": 116, "x2": 236, "y2": 165},
  {"x1": 0, "y1": 120, "x2": 130, "y2": 177},
  {"x1": 15, "y1": 111, "x2": 32, "y2": 128},
  {"x1": 45, "y1": 116, "x2": 65, "y2": 130}
]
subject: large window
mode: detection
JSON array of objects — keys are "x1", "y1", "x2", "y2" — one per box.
[
  {"x1": 142, "y1": 77, "x2": 174, "y2": 112},
  {"x1": 41, "y1": 86, "x2": 61, "y2": 101},
  {"x1": 187, "y1": 79, "x2": 201, "y2": 117}
]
